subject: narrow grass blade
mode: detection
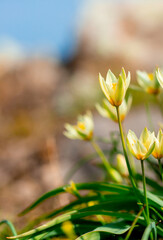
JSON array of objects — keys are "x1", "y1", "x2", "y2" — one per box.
[
  {"x1": 141, "y1": 222, "x2": 157, "y2": 240},
  {"x1": 0, "y1": 220, "x2": 18, "y2": 240},
  {"x1": 19, "y1": 182, "x2": 131, "y2": 216}
]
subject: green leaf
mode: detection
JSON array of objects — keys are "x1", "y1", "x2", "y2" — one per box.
[
  {"x1": 76, "y1": 232, "x2": 100, "y2": 240},
  {"x1": 146, "y1": 191, "x2": 163, "y2": 211},
  {"x1": 95, "y1": 219, "x2": 131, "y2": 234},
  {"x1": 76, "y1": 220, "x2": 131, "y2": 240},
  {"x1": 141, "y1": 222, "x2": 157, "y2": 240},
  {"x1": 8, "y1": 210, "x2": 143, "y2": 239},
  {"x1": 137, "y1": 188, "x2": 163, "y2": 212},
  {"x1": 136, "y1": 173, "x2": 162, "y2": 194},
  {"x1": 19, "y1": 182, "x2": 131, "y2": 216},
  {"x1": 34, "y1": 192, "x2": 136, "y2": 222}
]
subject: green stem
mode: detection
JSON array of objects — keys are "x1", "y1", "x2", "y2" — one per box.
[
  {"x1": 116, "y1": 106, "x2": 148, "y2": 224},
  {"x1": 116, "y1": 106, "x2": 136, "y2": 188},
  {"x1": 91, "y1": 140, "x2": 117, "y2": 182},
  {"x1": 149, "y1": 206, "x2": 163, "y2": 221},
  {"x1": 140, "y1": 161, "x2": 150, "y2": 224},
  {"x1": 122, "y1": 126, "x2": 136, "y2": 178},
  {"x1": 158, "y1": 158, "x2": 163, "y2": 182},
  {"x1": 125, "y1": 206, "x2": 145, "y2": 240},
  {"x1": 0, "y1": 220, "x2": 18, "y2": 240},
  {"x1": 141, "y1": 161, "x2": 154, "y2": 240}
]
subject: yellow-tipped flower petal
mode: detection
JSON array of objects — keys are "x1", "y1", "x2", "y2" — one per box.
[
  {"x1": 137, "y1": 69, "x2": 160, "y2": 94},
  {"x1": 99, "y1": 68, "x2": 130, "y2": 107},
  {"x1": 96, "y1": 96, "x2": 132, "y2": 122},
  {"x1": 127, "y1": 128, "x2": 155, "y2": 160},
  {"x1": 63, "y1": 111, "x2": 93, "y2": 141},
  {"x1": 152, "y1": 129, "x2": 163, "y2": 159},
  {"x1": 156, "y1": 68, "x2": 163, "y2": 88}
]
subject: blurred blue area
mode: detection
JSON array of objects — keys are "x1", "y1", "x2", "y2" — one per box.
[{"x1": 0, "y1": 0, "x2": 85, "y2": 60}]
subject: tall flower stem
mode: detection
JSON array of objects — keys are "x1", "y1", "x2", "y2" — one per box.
[
  {"x1": 158, "y1": 158, "x2": 163, "y2": 182},
  {"x1": 91, "y1": 140, "x2": 119, "y2": 182},
  {"x1": 122, "y1": 126, "x2": 136, "y2": 178},
  {"x1": 116, "y1": 106, "x2": 148, "y2": 224},
  {"x1": 140, "y1": 160, "x2": 150, "y2": 224},
  {"x1": 116, "y1": 106, "x2": 136, "y2": 188}
]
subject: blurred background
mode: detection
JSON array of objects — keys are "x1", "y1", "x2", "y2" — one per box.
[{"x1": 0, "y1": 0, "x2": 163, "y2": 229}]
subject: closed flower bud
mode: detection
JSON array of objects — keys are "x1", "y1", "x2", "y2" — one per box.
[
  {"x1": 116, "y1": 154, "x2": 128, "y2": 177},
  {"x1": 109, "y1": 168, "x2": 123, "y2": 183}
]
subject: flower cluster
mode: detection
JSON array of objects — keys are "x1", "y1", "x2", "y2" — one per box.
[{"x1": 64, "y1": 67, "x2": 163, "y2": 182}]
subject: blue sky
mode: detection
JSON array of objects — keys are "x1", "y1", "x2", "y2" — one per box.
[{"x1": 0, "y1": 0, "x2": 85, "y2": 60}]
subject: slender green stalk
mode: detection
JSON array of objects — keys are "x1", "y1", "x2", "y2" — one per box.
[
  {"x1": 91, "y1": 140, "x2": 117, "y2": 182},
  {"x1": 149, "y1": 207, "x2": 163, "y2": 221},
  {"x1": 122, "y1": 126, "x2": 136, "y2": 178},
  {"x1": 158, "y1": 158, "x2": 163, "y2": 182},
  {"x1": 116, "y1": 106, "x2": 136, "y2": 188},
  {"x1": 140, "y1": 161, "x2": 154, "y2": 240},
  {"x1": 116, "y1": 106, "x2": 148, "y2": 224},
  {"x1": 140, "y1": 161, "x2": 150, "y2": 224},
  {"x1": 125, "y1": 206, "x2": 145, "y2": 240},
  {"x1": 0, "y1": 220, "x2": 18, "y2": 240}
]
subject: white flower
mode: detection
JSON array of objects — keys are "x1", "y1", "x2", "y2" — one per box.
[
  {"x1": 152, "y1": 129, "x2": 163, "y2": 160},
  {"x1": 156, "y1": 68, "x2": 163, "y2": 88},
  {"x1": 99, "y1": 68, "x2": 130, "y2": 106},
  {"x1": 137, "y1": 70, "x2": 160, "y2": 94},
  {"x1": 96, "y1": 96, "x2": 132, "y2": 122},
  {"x1": 64, "y1": 111, "x2": 93, "y2": 141},
  {"x1": 127, "y1": 128, "x2": 155, "y2": 160}
]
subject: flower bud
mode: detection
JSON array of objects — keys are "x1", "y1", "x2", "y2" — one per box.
[
  {"x1": 116, "y1": 154, "x2": 128, "y2": 177},
  {"x1": 109, "y1": 168, "x2": 123, "y2": 183}
]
